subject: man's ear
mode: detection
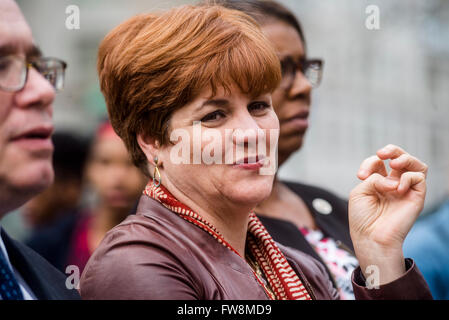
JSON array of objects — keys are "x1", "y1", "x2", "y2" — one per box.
[{"x1": 137, "y1": 133, "x2": 161, "y2": 166}]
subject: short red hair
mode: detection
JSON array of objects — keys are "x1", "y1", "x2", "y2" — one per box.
[{"x1": 97, "y1": 4, "x2": 281, "y2": 175}]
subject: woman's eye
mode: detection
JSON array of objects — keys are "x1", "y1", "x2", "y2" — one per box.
[
  {"x1": 248, "y1": 102, "x2": 270, "y2": 113},
  {"x1": 201, "y1": 110, "x2": 225, "y2": 122}
]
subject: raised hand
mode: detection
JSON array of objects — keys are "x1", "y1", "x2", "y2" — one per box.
[{"x1": 349, "y1": 144, "x2": 427, "y2": 285}]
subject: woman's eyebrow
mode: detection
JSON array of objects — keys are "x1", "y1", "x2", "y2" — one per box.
[
  {"x1": 278, "y1": 53, "x2": 307, "y2": 61},
  {"x1": 196, "y1": 99, "x2": 229, "y2": 111}
]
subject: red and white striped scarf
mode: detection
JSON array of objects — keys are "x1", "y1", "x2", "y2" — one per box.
[{"x1": 143, "y1": 182, "x2": 313, "y2": 300}]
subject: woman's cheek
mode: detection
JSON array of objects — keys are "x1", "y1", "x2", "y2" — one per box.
[
  {"x1": 259, "y1": 110, "x2": 280, "y2": 131},
  {"x1": 271, "y1": 89, "x2": 285, "y2": 116}
]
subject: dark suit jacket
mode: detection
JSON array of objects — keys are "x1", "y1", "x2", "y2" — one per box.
[
  {"x1": 1, "y1": 229, "x2": 80, "y2": 300},
  {"x1": 25, "y1": 211, "x2": 80, "y2": 273}
]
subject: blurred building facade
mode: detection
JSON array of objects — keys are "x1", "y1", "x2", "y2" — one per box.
[{"x1": 17, "y1": 0, "x2": 449, "y2": 213}]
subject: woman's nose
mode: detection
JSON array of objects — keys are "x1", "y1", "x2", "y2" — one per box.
[
  {"x1": 110, "y1": 164, "x2": 129, "y2": 181},
  {"x1": 288, "y1": 70, "x2": 312, "y2": 99},
  {"x1": 231, "y1": 114, "x2": 261, "y2": 147}
]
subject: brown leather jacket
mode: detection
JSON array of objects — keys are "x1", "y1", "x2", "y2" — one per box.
[{"x1": 80, "y1": 195, "x2": 432, "y2": 300}]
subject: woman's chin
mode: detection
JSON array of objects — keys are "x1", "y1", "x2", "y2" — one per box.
[
  {"x1": 224, "y1": 178, "x2": 273, "y2": 208},
  {"x1": 278, "y1": 134, "x2": 305, "y2": 155}
]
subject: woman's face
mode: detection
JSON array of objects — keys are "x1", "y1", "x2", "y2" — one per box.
[
  {"x1": 157, "y1": 84, "x2": 279, "y2": 210},
  {"x1": 261, "y1": 21, "x2": 312, "y2": 166},
  {"x1": 88, "y1": 133, "x2": 146, "y2": 211}
]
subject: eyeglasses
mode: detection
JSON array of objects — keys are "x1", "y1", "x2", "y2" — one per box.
[
  {"x1": 279, "y1": 56, "x2": 324, "y2": 89},
  {"x1": 0, "y1": 55, "x2": 67, "y2": 92}
]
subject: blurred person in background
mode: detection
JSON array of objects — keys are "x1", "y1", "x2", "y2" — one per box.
[
  {"x1": 404, "y1": 176, "x2": 449, "y2": 299},
  {"x1": 67, "y1": 120, "x2": 146, "y2": 274},
  {"x1": 0, "y1": 0, "x2": 79, "y2": 299},
  {"x1": 25, "y1": 121, "x2": 146, "y2": 275},
  {"x1": 24, "y1": 131, "x2": 89, "y2": 272},
  {"x1": 217, "y1": 0, "x2": 356, "y2": 298}
]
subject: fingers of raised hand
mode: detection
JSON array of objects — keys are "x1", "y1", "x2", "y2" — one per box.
[
  {"x1": 357, "y1": 155, "x2": 388, "y2": 180},
  {"x1": 376, "y1": 144, "x2": 407, "y2": 161},
  {"x1": 376, "y1": 144, "x2": 428, "y2": 176},
  {"x1": 389, "y1": 153, "x2": 428, "y2": 177},
  {"x1": 398, "y1": 171, "x2": 427, "y2": 196},
  {"x1": 361, "y1": 173, "x2": 399, "y2": 195}
]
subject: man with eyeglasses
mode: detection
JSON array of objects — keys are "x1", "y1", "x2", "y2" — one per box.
[{"x1": 0, "y1": 0, "x2": 80, "y2": 300}]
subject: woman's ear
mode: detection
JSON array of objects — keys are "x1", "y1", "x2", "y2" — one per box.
[{"x1": 137, "y1": 133, "x2": 161, "y2": 166}]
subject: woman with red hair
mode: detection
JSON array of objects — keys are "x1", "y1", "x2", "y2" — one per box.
[{"x1": 80, "y1": 4, "x2": 431, "y2": 300}]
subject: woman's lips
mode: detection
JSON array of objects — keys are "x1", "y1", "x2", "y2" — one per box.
[
  {"x1": 281, "y1": 111, "x2": 309, "y2": 132},
  {"x1": 233, "y1": 156, "x2": 266, "y2": 170},
  {"x1": 285, "y1": 117, "x2": 309, "y2": 131}
]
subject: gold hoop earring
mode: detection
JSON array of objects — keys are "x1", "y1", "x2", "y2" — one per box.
[{"x1": 153, "y1": 156, "x2": 161, "y2": 187}]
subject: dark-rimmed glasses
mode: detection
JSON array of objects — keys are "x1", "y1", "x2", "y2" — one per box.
[
  {"x1": 0, "y1": 55, "x2": 67, "y2": 92},
  {"x1": 279, "y1": 56, "x2": 324, "y2": 89}
]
